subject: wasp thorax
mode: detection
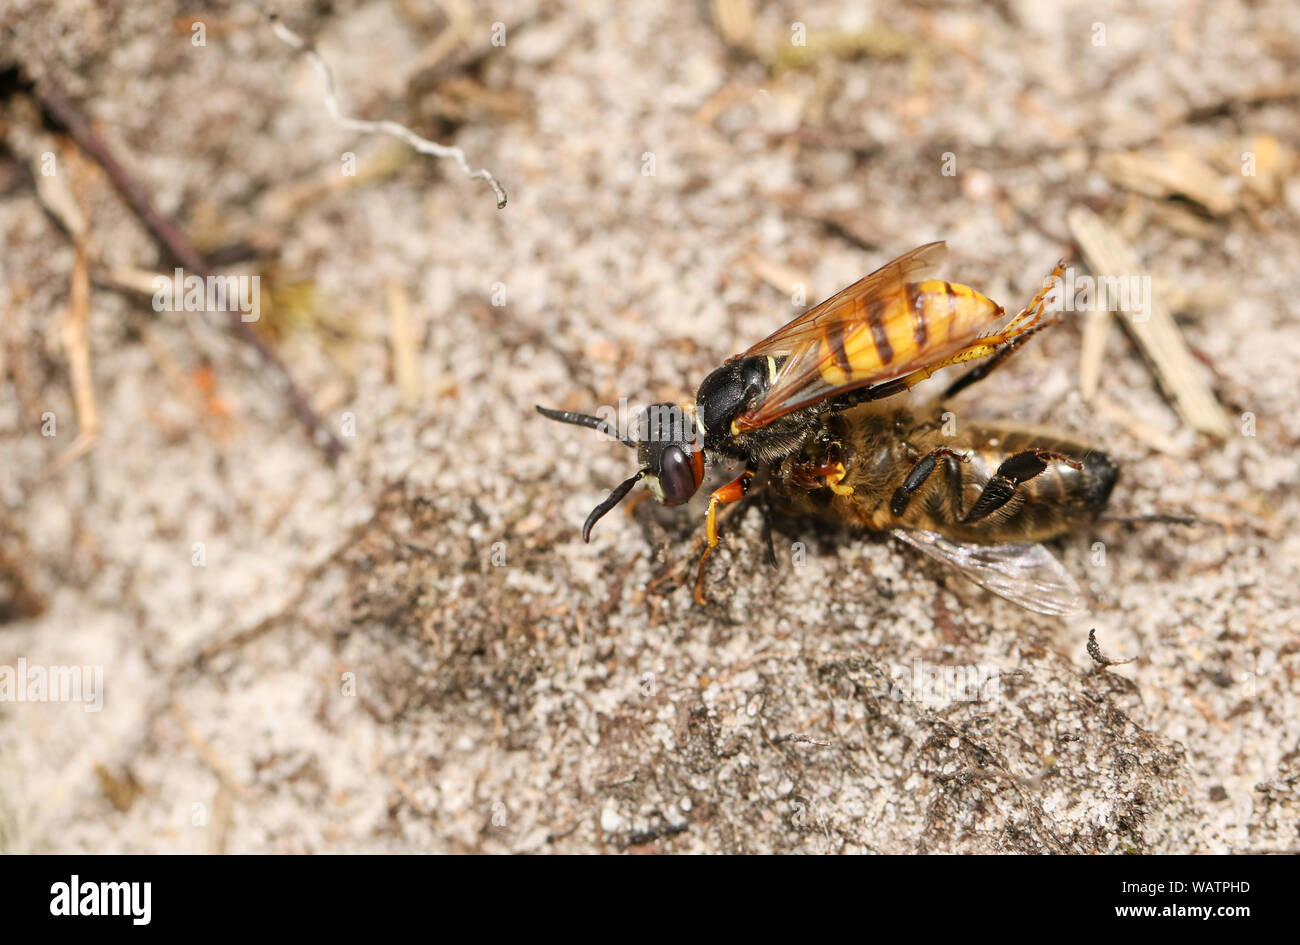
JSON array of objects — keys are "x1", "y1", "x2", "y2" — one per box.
[
  {"x1": 635, "y1": 402, "x2": 704, "y2": 506},
  {"x1": 695, "y1": 357, "x2": 771, "y2": 442}
]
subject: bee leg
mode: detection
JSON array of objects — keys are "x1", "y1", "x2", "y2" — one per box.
[
  {"x1": 960, "y1": 449, "x2": 1083, "y2": 524},
  {"x1": 694, "y1": 468, "x2": 755, "y2": 605},
  {"x1": 889, "y1": 448, "x2": 969, "y2": 518}
]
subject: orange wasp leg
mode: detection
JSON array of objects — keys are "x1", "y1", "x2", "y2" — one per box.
[
  {"x1": 1001, "y1": 259, "x2": 1065, "y2": 334},
  {"x1": 693, "y1": 468, "x2": 754, "y2": 605}
]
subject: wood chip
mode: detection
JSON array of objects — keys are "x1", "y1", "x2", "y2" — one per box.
[
  {"x1": 711, "y1": 0, "x2": 756, "y2": 53},
  {"x1": 1097, "y1": 149, "x2": 1236, "y2": 217},
  {"x1": 171, "y1": 700, "x2": 251, "y2": 801},
  {"x1": 1067, "y1": 207, "x2": 1229, "y2": 439},
  {"x1": 773, "y1": 26, "x2": 920, "y2": 71},
  {"x1": 745, "y1": 254, "x2": 811, "y2": 299},
  {"x1": 51, "y1": 244, "x2": 100, "y2": 472},
  {"x1": 387, "y1": 280, "x2": 421, "y2": 408},
  {"x1": 1090, "y1": 393, "x2": 1186, "y2": 457},
  {"x1": 1077, "y1": 304, "x2": 1111, "y2": 401}
]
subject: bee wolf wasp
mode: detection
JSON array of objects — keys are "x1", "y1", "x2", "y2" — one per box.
[{"x1": 538, "y1": 242, "x2": 1118, "y2": 616}]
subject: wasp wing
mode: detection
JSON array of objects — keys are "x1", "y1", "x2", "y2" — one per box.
[
  {"x1": 733, "y1": 241, "x2": 1002, "y2": 432},
  {"x1": 743, "y1": 242, "x2": 948, "y2": 358},
  {"x1": 891, "y1": 528, "x2": 1087, "y2": 617}
]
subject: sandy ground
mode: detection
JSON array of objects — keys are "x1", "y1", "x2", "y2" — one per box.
[{"x1": 1, "y1": 0, "x2": 1297, "y2": 853}]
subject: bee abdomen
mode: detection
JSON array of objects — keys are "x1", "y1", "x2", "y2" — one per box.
[{"x1": 1078, "y1": 448, "x2": 1119, "y2": 509}]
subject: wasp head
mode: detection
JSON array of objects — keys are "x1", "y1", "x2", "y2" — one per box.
[
  {"x1": 635, "y1": 402, "x2": 705, "y2": 507},
  {"x1": 536, "y1": 401, "x2": 704, "y2": 542}
]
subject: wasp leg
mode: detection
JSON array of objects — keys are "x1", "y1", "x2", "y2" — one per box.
[
  {"x1": 890, "y1": 448, "x2": 969, "y2": 518},
  {"x1": 1004, "y1": 259, "x2": 1066, "y2": 332},
  {"x1": 827, "y1": 329, "x2": 1030, "y2": 413},
  {"x1": 940, "y1": 321, "x2": 1050, "y2": 400},
  {"x1": 694, "y1": 468, "x2": 755, "y2": 605},
  {"x1": 826, "y1": 377, "x2": 913, "y2": 412},
  {"x1": 960, "y1": 449, "x2": 1083, "y2": 524},
  {"x1": 941, "y1": 261, "x2": 1066, "y2": 399}
]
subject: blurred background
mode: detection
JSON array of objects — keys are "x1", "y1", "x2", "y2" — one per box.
[{"x1": 1, "y1": 0, "x2": 1297, "y2": 852}]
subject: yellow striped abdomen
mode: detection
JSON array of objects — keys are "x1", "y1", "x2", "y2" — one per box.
[{"x1": 816, "y1": 280, "x2": 1002, "y2": 387}]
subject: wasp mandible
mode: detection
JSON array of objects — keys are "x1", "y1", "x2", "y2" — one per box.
[{"x1": 538, "y1": 242, "x2": 1118, "y2": 615}]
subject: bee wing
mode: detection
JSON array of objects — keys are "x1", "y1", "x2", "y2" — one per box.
[
  {"x1": 734, "y1": 241, "x2": 987, "y2": 432},
  {"x1": 891, "y1": 529, "x2": 1088, "y2": 617}
]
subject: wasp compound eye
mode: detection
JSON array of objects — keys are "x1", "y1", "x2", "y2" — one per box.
[{"x1": 657, "y1": 445, "x2": 704, "y2": 506}]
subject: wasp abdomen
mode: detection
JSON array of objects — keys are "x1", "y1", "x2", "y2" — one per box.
[{"x1": 816, "y1": 281, "x2": 1001, "y2": 389}]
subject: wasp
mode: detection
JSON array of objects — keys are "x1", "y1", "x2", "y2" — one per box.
[{"x1": 538, "y1": 242, "x2": 1118, "y2": 615}]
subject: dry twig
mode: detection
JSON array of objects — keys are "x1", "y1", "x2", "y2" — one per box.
[
  {"x1": 1087, "y1": 628, "x2": 1138, "y2": 668},
  {"x1": 32, "y1": 81, "x2": 346, "y2": 463}
]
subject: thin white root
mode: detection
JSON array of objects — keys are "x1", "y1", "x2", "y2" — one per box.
[{"x1": 257, "y1": 4, "x2": 507, "y2": 209}]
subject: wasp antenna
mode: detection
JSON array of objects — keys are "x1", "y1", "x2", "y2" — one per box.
[
  {"x1": 582, "y1": 472, "x2": 644, "y2": 542},
  {"x1": 535, "y1": 404, "x2": 636, "y2": 447}
]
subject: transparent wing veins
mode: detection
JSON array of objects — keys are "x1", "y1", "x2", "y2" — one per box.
[{"x1": 892, "y1": 528, "x2": 1088, "y2": 617}]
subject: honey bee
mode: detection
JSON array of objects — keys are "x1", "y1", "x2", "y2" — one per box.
[{"x1": 538, "y1": 242, "x2": 1117, "y2": 615}]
